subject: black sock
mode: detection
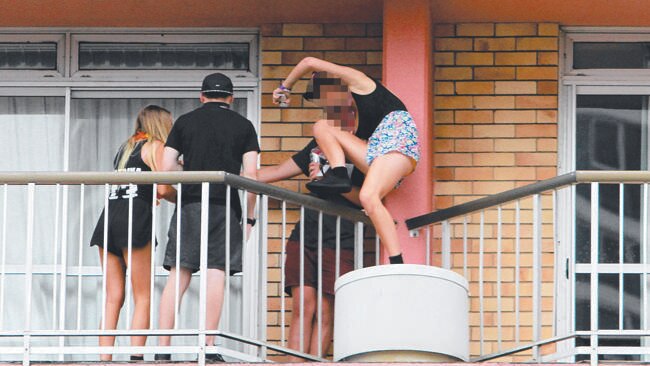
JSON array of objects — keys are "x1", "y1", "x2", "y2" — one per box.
[
  {"x1": 389, "y1": 253, "x2": 404, "y2": 264},
  {"x1": 331, "y1": 166, "x2": 348, "y2": 178},
  {"x1": 130, "y1": 355, "x2": 144, "y2": 361}
]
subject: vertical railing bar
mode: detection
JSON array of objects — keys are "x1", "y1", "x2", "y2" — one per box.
[
  {"x1": 619, "y1": 184, "x2": 624, "y2": 331},
  {"x1": 58, "y1": 183, "x2": 70, "y2": 360},
  {"x1": 643, "y1": 183, "x2": 649, "y2": 357},
  {"x1": 463, "y1": 216, "x2": 468, "y2": 280},
  {"x1": 173, "y1": 183, "x2": 182, "y2": 330},
  {"x1": 0, "y1": 184, "x2": 8, "y2": 329},
  {"x1": 497, "y1": 206, "x2": 502, "y2": 352},
  {"x1": 589, "y1": 183, "x2": 600, "y2": 366},
  {"x1": 198, "y1": 182, "x2": 210, "y2": 366},
  {"x1": 317, "y1": 211, "x2": 323, "y2": 357},
  {"x1": 52, "y1": 184, "x2": 61, "y2": 330},
  {"x1": 149, "y1": 183, "x2": 157, "y2": 331},
  {"x1": 126, "y1": 193, "x2": 134, "y2": 331},
  {"x1": 479, "y1": 211, "x2": 484, "y2": 356},
  {"x1": 426, "y1": 225, "x2": 431, "y2": 267},
  {"x1": 280, "y1": 201, "x2": 287, "y2": 347},
  {"x1": 25, "y1": 183, "x2": 35, "y2": 333},
  {"x1": 354, "y1": 222, "x2": 363, "y2": 269},
  {"x1": 225, "y1": 185, "x2": 233, "y2": 334},
  {"x1": 375, "y1": 234, "x2": 380, "y2": 266},
  {"x1": 299, "y1": 205, "x2": 305, "y2": 354},
  {"x1": 442, "y1": 221, "x2": 450, "y2": 269},
  {"x1": 101, "y1": 184, "x2": 109, "y2": 331},
  {"x1": 533, "y1": 194, "x2": 542, "y2": 361},
  {"x1": 76, "y1": 184, "x2": 85, "y2": 330},
  {"x1": 258, "y1": 195, "x2": 269, "y2": 359},
  {"x1": 570, "y1": 185, "x2": 577, "y2": 358},
  {"x1": 515, "y1": 200, "x2": 521, "y2": 345},
  {"x1": 335, "y1": 216, "x2": 341, "y2": 280}
]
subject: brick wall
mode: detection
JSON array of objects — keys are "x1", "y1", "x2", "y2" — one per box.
[
  {"x1": 432, "y1": 22, "x2": 559, "y2": 359},
  {"x1": 259, "y1": 23, "x2": 382, "y2": 357}
]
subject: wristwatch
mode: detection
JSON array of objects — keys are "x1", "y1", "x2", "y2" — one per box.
[{"x1": 246, "y1": 218, "x2": 257, "y2": 226}]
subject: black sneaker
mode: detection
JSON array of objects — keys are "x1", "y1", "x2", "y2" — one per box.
[
  {"x1": 306, "y1": 169, "x2": 351, "y2": 194},
  {"x1": 205, "y1": 353, "x2": 226, "y2": 363},
  {"x1": 154, "y1": 353, "x2": 171, "y2": 361}
]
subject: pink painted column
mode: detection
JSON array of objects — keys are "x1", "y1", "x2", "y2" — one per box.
[{"x1": 382, "y1": 0, "x2": 433, "y2": 264}]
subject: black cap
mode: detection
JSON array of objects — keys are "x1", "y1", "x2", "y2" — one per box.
[{"x1": 201, "y1": 73, "x2": 233, "y2": 95}]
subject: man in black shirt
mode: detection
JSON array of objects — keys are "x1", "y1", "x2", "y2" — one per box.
[
  {"x1": 258, "y1": 140, "x2": 363, "y2": 358},
  {"x1": 156, "y1": 73, "x2": 259, "y2": 361}
]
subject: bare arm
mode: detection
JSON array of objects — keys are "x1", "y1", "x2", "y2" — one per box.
[
  {"x1": 257, "y1": 158, "x2": 302, "y2": 184},
  {"x1": 142, "y1": 141, "x2": 177, "y2": 202},
  {"x1": 273, "y1": 57, "x2": 376, "y2": 105},
  {"x1": 241, "y1": 150, "x2": 259, "y2": 221}
]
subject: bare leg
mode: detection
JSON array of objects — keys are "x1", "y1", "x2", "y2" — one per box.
[
  {"x1": 205, "y1": 268, "x2": 226, "y2": 346},
  {"x1": 287, "y1": 286, "x2": 316, "y2": 361},
  {"x1": 157, "y1": 267, "x2": 192, "y2": 347},
  {"x1": 98, "y1": 248, "x2": 126, "y2": 361},
  {"x1": 312, "y1": 119, "x2": 369, "y2": 172},
  {"x1": 359, "y1": 153, "x2": 414, "y2": 257},
  {"x1": 122, "y1": 244, "x2": 152, "y2": 355},
  {"x1": 308, "y1": 295, "x2": 335, "y2": 358}
]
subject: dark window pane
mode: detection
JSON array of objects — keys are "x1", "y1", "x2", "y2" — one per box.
[
  {"x1": 78, "y1": 43, "x2": 249, "y2": 70},
  {"x1": 574, "y1": 42, "x2": 650, "y2": 69},
  {"x1": 0, "y1": 43, "x2": 57, "y2": 70}
]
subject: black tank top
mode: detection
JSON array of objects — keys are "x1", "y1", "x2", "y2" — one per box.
[
  {"x1": 108, "y1": 141, "x2": 153, "y2": 202},
  {"x1": 351, "y1": 79, "x2": 407, "y2": 140}
]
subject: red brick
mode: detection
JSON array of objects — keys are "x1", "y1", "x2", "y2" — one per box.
[
  {"x1": 455, "y1": 110, "x2": 494, "y2": 124},
  {"x1": 457, "y1": 23, "x2": 494, "y2": 36},
  {"x1": 260, "y1": 137, "x2": 280, "y2": 150},
  {"x1": 435, "y1": 125, "x2": 473, "y2": 138},
  {"x1": 261, "y1": 108, "x2": 281, "y2": 122},
  {"x1": 474, "y1": 125, "x2": 515, "y2": 138},
  {"x1": 475, "y1": 38, "x2": 516, "y2": 51},
  {"x1": 456, "y1": 52, "x2": 494, "y2": 66},
  {"x1": 435, "y1": 181, "x2": 474, "y2": 195},
  {"x1": 304, "y1": 38, "x2": 345, "y2": 50},
  {"x1": 472, "y1": 181, "x2": 516, "y2": 195},
  {"x1": 367, "y1": 51, "x2": 382, "y2": 64},
  {"x1": 281, "y1": 137, "x2": 313, "y2": 150},
  {"x1": 494, "y1": 110, "x2": 536, "y2": 124},
  {"x1": 261, "y1": 123, "x2": 303, "y2": 137},
  {"x1": 536, "y1": 167, "x2": 557, "y2": 180},
  {"x1": 537, "y1": 138, "x2": 557, "y2": 151},
  {"x1": 436, "y1": 153, "x2": 474, "y2": 167},
  {"x1": 473, "y1": 153, "x2": 516, "y2": 166},
  {"x1": 434, "y1": 52, "x2": 455, "y2": 65},
  {"x1": 494, "y1": 52, "x2": 537, "y2": 65},
  {"x1": 515, "y1": 95, "x2": 557, "y2": 109},
  {"x1": 473, "y1": 96, "x2": 516, "y2": 109},
  {"x1": 434, "y1": 24, "x2": 456, "y2": 37},
  {"x1": 537, "y1": 110, "x2": 557, "y2": 123},
  {"x1": 434, "y1": 140, "x2": 454, "y2": 152},
  {"x1": 475, "y1": 67, "x2": 515, "y2": 80},
  {"x1": 434, "y1": 111, "x2": 454, "y2": 123},
  {"x1": 494, "y1": 167, "x2": 537, "y2": 180},
  {"x1": 281, "y1": 51, "x2": 323, "y2": 65},
  {"x1": 367, "y1": 23, "x2": 382, "y2": 37},
  {"x1": 516, "y1": 66, "x2": 558, "y2": 80},
  {"x1": 435, "y1": 67, "x2": 473, "y2": 80},
  {"x1": 281, "y1": 108, "x2": 323, "y2": 122},
  {"x1": 455, "y1": 167, "x2": 494, "y2": 180},
  {"x1": 455, "y1": 139, "x2": 495, "y2": 152},
  {"x1": 516, "y1": 37, "x2": 558, "y2": 51},
  {"x1": 456, "y1": 81, "x2": 495, "y2": 95},
  {"x1": 324, "y1": 24, "x2": 366, "y2": 36},
  {"x1": 324, "y1": 51, "x2": 366, "y2": 64},
  {"x1": 538, "y1": 52, "x2": 559, "y2": 65},
  {"x1": 356, "y1": 65, "x2": 382, "y2": 79},
  {"x1": 435, "y1": 82, "x2": 455, "y2": 95},
  {"x1": 262, "y1": 65, "x2": 297, "y2": 79},
  {"x1": 283, "y1": 24, "x2": 323, "y2": 36},
  {"x1": 537, "y1": 81, "x2": 558, "y2": 95},
  {"x1": 260, "y1": 151, "x2": 297, "y2": 165},
  {"x1": 538, "y1": 23, "x2": 559, "y2": 36},
  {"x1": 262, "y1": 51, "x2": 282, "y2": 65},
  {"x1": 346, "y1": 37, "x2": 382, "y2": 50},
  {"x1": 436, "y1": 38, "x2": 473, "y2": 51},
  {"x1": 495, "y1": 23, "x2": 537, "y2": 36},
  {"x1": 436, "y1": 96, "x2": 474, "y2": 109},
  {"x1": 515, "y1": 124, "x2": 557, "y2": 138},
  {"x1": 495, "y1": 81, "x2": 536, "y2": 94},
  {"x1": 262, "y1": 37, "x2": 303, "y2": 51},
  {"x1": 515, "y1": 152, "x2": 557, "y2": 166},
  {"x1": 494, "y1": 138, "x2": 537, "y2": 152},
  {"x1": 434, "y1": 167, "x2": 454, "y2": 180},
  {"x1": 261, "y1": 24, "x2": 282, "y2": 36}
]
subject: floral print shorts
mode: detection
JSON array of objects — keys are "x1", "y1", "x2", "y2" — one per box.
[{"x1": 366, "y1": 110, "x2": 421, "y2": 168}]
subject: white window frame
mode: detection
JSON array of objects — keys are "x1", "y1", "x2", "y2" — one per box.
[
  {"x1": 559, "y1": 27, "x2": 650, "y2": 361},
  {"x1": 70, "y1": 31, "x2": 258, "y2": 81},
  {"x1": 0, "y1": 33, "x2": 65, "y2": 80}
]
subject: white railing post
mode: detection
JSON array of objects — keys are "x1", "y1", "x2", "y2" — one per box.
[
  {"x1": 198, "y1": 182, "x2": 210, "y2": 366},
  {"x1": 23, "y1": 183, "x2": 35, "y2": 366},
  {"x1": 533, "y1": 194, "x2": 542, "y2": 361},
  {"x1": 257, "y1": 195, "x2": 268, "y2": 360},
  {"x1": 589, "y1": 184, "x2": 600, "y2": 366},
  {"x1": 442, "y1": 220, "x2": 450, "y2": 269}
]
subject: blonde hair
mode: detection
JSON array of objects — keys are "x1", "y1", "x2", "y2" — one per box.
[{"x1": 117, "y1": 105, "x2": 173, "y2": 170}]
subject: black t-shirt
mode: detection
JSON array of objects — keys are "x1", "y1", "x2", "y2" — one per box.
[
  {"x1": 165, "y1": 102, "x2": 260, "y2": 218},
  {"x1": 288, "y1": 139, "x2": 364, "y2": 249},
  {"x1": 352, "y1": 78, "x2": 407, "y2": 140}
]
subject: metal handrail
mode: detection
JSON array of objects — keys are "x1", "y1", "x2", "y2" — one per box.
[
  {"x1": 0, "y1": 170, "x2": 372, "y2": 225},
  {"x1": 406, "y1": 170, "x2": 650, "y2": 231}
]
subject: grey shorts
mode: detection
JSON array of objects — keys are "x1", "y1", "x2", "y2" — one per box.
[{"x1": 163, "y1": 202, "x2": 243, "y2": 275}]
